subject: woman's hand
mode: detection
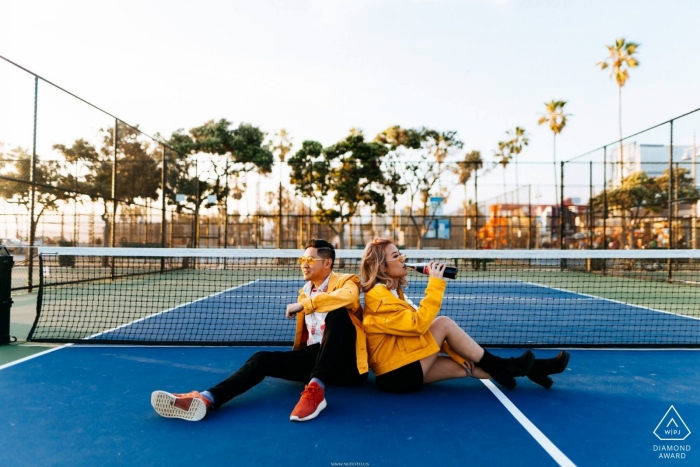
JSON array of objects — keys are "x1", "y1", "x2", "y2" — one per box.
[
  {"x1": 427, "y1": 261, "x2": 447, "y2": 279},
  {"x1": 461, "y1": 359, "x2": 475, "y2": 376}
]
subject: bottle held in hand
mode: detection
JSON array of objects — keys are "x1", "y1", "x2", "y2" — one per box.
[{"x1": 406, "y1": 263, "x2": 458, "y2": 279}]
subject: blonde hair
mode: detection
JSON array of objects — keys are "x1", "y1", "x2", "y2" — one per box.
[{"x1": 360, "y1": 237, "x2": 408, "y2": 292}]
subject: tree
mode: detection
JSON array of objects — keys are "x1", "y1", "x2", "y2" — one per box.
[
  {"x1": 166, "y1": 119, "x2": 274, "y2": 246},
  {"x1": 591, "y1": 171, "x2": 662, "y2": 247},
  {"x1": 656, "y1": 167, "x2": 700, "y2": 247},
  {"x1": 422, "y1": 129, "x2": 463, "y2": 194},
  {"x1": 53, "y1": 122, "x2": 161, "y2": 246},
  {"x1": 598, "y1": 38, "x2": 639, "y2": 247},
  {"x1": 384, "y1": 128, "x2": 463, "y2": 249},
  {"x1": 288, "y1": 133, "x2": 389, "y2": 248},
  {"x1": 374, "y1": 126, "x2": 422, "y2": 241},
  {"x1": 493, "y1": 140, "x2": 510, "y2": 194},
  {"x1": 267, "y1": 129, "x2": 293, "y2": 248},
  {"x1": 590, "y1": 169, "x2": 700, "y2": 247},
  {"x1": 453, "y1": 150, "x2": 483, "y2": 248},
  {"x1": 506, "y1": 126, "x2": 529, "y2": 200},
  {"x1": 597, "y1": 38, "x2": 640, "y2": 175},
  {"x1": 0, "y1": 146, "x2": 72, "y2": 244},
  {"x1": 537, "y1": 100, "x2": 570, "y2": 203}
]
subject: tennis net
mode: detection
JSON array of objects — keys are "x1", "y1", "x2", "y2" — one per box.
[{"x1": 26, "y1": 247, "x2": 700, "y2": 348}]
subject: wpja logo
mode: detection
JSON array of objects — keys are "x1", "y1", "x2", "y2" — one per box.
[{"x1": 652, "y1": 405, "x2": 692, "y2": 460}]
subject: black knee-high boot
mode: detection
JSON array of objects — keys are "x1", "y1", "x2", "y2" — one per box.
[
  {"x1": 527, "y1": 351, "x2": 570, "y2": 389},
  {"x1": 478, "y1": 350, "x2": 535, "y2": 390}
]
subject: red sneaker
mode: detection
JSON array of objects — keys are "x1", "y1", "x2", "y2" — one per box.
[
  {"x1": 151, "y1": 390, "x2": 211, "y2": 421},
  {"x1": 290, "y1": 382, "x2": 327, "y2": 422}
]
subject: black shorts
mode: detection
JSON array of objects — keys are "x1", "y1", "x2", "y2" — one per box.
[{"x1": 375, "y1": 360, "x2": 424, "y2": 394}]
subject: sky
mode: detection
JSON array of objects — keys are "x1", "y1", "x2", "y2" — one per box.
[{"x1": 1, "y1": 0, "x2": 700, "y2": 214}]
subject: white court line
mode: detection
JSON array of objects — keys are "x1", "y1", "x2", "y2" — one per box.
[
  {"x1": 481, "y1": 379, "x2": 576, "y2": 467},
  {"x1": 0, "y1": 344, "x2": 72, "y2": 371},
  {"x1": 85, "y1": 279, "x2": 261, "y2": 340},
  {"x1": 520, "y1": 280, "x2": 700, "y2": 322},
  {"x1": 437, "y1": 278, "x2": 700, "y2": 322},
  {"x1": 4, "y1": 279, "x2": 267, "y2": 369}
]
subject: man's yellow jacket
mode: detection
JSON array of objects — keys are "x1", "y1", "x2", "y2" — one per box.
[{"x1": 294, "y1": 272, "x2": 368, "y2": 374}]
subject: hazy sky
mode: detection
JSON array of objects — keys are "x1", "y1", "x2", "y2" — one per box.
[{"x1": 2, "y1": 0, "x2": 700, "y2": 209}]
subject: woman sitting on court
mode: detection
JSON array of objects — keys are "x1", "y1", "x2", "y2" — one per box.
[{"x1": 360, "y1": 237, "x2": 569, "y2": 393}]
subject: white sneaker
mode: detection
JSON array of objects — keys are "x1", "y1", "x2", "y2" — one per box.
[{"x1": 151, "y1": 390, "x2": 210, "y2": 422}]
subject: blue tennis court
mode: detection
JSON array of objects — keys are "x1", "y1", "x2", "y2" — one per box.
[
  {"x1": 1, "y1": 346, "x2": 698, "y2": 466},
  {"x1": 7, "y1": 271, "x2": 699, "y2": 466}
]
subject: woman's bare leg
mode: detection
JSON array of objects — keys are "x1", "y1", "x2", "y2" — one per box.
[
  {"x1": 429, "y1": 316, "x2": 485, "y2": 362},
  {"x1": 423, "y1": 356, "x2": 493, "y2": 384}
]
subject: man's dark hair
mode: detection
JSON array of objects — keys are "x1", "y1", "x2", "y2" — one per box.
[{"x1": 305, "y1": 239, "x2": 335, "y2": 268}]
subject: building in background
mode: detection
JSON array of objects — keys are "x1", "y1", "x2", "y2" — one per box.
[{"x1": 610, "y1": 143, "x2": 690, "y2": 187}]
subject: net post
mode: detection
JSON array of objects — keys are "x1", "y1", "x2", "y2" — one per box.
[{"x1": 0, "y1": 246, "x2": 14, "y2": 345}]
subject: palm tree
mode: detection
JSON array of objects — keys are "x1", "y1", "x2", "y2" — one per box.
[
  {"x1": 494, "y1": 140, "x2": 511, "y2": 195},
  {"x1": 454, "y1": 151, "x2": 483, "y2": 248},
  {"x1": 506, "y1": 127, "x2": 529, "y2": 203},
  {"x1": 538, "y1": 100, "x2": 570, "y2": 204},
  {"x1": 597, "y1": 38, "x2": 640, "y2": 177}
]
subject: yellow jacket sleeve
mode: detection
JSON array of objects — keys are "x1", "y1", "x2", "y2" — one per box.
[
  {"x1": 441, "y1": 342, "x2": 467, "y2": 366},
  {"x1": 363, "y1": 277, "x2": 446, "y2": 336},
  {"x1": 299, "y1": 274, "x2": 361, "y2": 315}
]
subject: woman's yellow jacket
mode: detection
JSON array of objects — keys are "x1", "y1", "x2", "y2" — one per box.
[{"x1": 362, "y1": 277, "x2": 466, "y2": 376}]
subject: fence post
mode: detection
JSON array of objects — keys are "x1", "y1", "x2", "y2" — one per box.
[
  {"x1": 602, "y1": 146, "x2": 607, "y2": 251},
  {"x1": 668, "y1": 120, "x2": 674, "y2": 280},
  {"x1": 589, "y1": 161, "x2": 593, "y2": 249},
  {"x1": 161, "y1": 144, "x2": 167, "y2": 248},
  {"x1": 560, "y1": 161, "x2": 565, "y2": 250},
  {"x1": 111, "y1": 119, "x2": 118, "y2": 248},
  {"x1": 474, "y1": 169, "x2": 479, "y2": 249},
  {"x1": 194, "y1": 160, "x2": 200, "y2": 248},
  {"x1": 224, "y1": 160, "x2": 229, "y2": 249},
  {"x1": 0, "y1": 246, "x2": 14, "y2": 345},
  {"x1": 28, "y1": 76, "x2": 39, "y2": 293},
  {"x1": 528, "y1": 184, "x2": 532, "y2": 249}
]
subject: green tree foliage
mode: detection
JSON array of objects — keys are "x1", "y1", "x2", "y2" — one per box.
[
  {"x1": 288, "y1": 133, "x2": 389, "y2": 247},
  {"x1": 53, "y1": 123, "x2": 161, "y2": 203},
  {"x1": 0, "y1": 146, "x2": 72, "y2": 241},
  {"x1": 372, "y1": 127, "x2": 463, "y2": 248},
  {"x1": 454, "y1": 150, "x2": 483, "y2": 206},
  {"x1": 165, "y1": 119, "x2": 274, "y2": 215},
  {"x1": 591, "y1": 169, "x2": 700, "y2": 245},
  {"x1": 53, "y1": 123, "x2": 161, "y2": 245},
  {"x1": 656, "y1": 168, "x2": 700, "y2": 205},
  {"x1": 493, "y1": 140, "x2": 510, "y2": 193},
  {"x1": 597, "y1": 38, "x2": 640, "y2": 168},
  {"x1": 374, "y1": 126, "x2": 423, "y2": 219},
  {"x1": 453, "y1": 150, "x2": 484, "y2": 248},
  {"x1": 493, "y1": 128, "x2": 528, "y2": 194},
  {"x1": 507, "y1": 126, "x2": 529, "y2": 193},
  {"x1": 538, "y1": 100, "x2": 570, "y2": 199}
]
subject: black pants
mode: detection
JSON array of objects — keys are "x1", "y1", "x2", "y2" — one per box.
[{"x1": 207, "y1": 308, "x2": 367, "y2": 409}]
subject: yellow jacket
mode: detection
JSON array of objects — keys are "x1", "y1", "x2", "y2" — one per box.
[
  {"x1": 362, "y1": 277, "x2": 466, "y2": 376},
  {"x1": 293, "y1": 272, "x2": 368, "y2": 374}
]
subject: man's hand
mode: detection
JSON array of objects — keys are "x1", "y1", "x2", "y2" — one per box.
[{"x1": 286, "y1": 303, "x2": 304, "y2": 318}]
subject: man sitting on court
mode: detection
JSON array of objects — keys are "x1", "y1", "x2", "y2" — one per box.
[{"x1": 151, "y1": 239, "x2": 368, "y2": 422}]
